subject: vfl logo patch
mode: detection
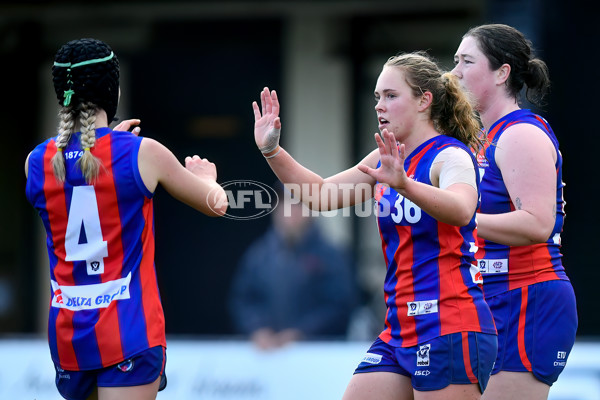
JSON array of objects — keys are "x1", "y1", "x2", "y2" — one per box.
[
  {"x1": 117, "y1": 359, "x2": 134, "y2": 372},
  {"x1": 407, "y1": 300, "x2": 438, "y2": 316},
  {"x1": 362, "y1": 353, "x2": 382, "y2": 365},
  {"x1": 477, "y1": 258, "x2": 508, "y2": 274},
  {"x1": 417, "y1": 344, "x2": 430, "y2": 367}
]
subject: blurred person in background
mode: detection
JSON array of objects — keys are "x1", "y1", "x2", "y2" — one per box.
[
  {"x1": 25, "y1": 38, "x2": 227, "y2": 400},
  {"x1": 452, "y1": 24, "x2": 577, "y2": 400},
  {"x1": 229, "y1": 182, "x2": 357, "y2": 350},
  {"x1": 252, "y1": 51, "x2": 497, "y2": 400}
]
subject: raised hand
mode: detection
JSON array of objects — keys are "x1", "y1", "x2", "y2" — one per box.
[
  {"x1": 252, "y1": 87, "x2": 281, "y2": 155},
  {"x1": 185, "y1": 155, "x2": 218, "y2": 182},
  {"x1": 358, "y1": 129, "x2": 409, "y2": 190}
]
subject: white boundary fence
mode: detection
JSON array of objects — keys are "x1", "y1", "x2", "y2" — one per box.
[{"x1": 0, "y1": 338, "x2": 598, "y2": 399}]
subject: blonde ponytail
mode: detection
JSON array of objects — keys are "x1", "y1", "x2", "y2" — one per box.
[{"x1": 436, "y1": 73, "x2": 484, "y2": 152}]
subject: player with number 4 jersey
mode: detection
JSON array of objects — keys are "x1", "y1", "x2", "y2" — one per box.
[
  {"x1": 25, "y1": 38, "x2": 227, "y2": 400},
  {"x1": 27, "y1": 127, "x2": 162, "y2": 371}
]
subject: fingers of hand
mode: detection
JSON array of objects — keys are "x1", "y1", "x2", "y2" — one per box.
[
  {"x1": 115, "y1": 118, "x2": 140, "y2": 132},
  {"x1": 271, "y1": 89, "x2": 279, "y2": 115},
  {"x1": 263, "y1": 87, "x2": 272, "y2": 114},
  {"x1": 260, "y1": 89, "x2": 267, "y2": 114},
  {"x1": 374, "y1": 132, "x2": 386, "y2": 154},
  {"x1": 357, "y1": 164, "x2": 370, "y2": 175},
  {"x1": 252, "y1": 101, "x2": 261, "y2": 121},
  {"x1": 382, "y1": 130, "x2": 393, "y2": 155}
]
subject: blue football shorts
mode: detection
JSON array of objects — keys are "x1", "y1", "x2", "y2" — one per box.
[
  {"x1": 55, "y1": 345, "x2": 167, "y2": 400},
  {"x1": 354, "y1": 331, "x2": 497, "y2": 392},
  {"x1": 486, "y1": 279, "x2": 578, "y2": 385}
]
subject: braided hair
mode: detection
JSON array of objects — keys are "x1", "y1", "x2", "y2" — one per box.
[{"x1": 51, "y1": 38, "x2": 120, "y2": 183}]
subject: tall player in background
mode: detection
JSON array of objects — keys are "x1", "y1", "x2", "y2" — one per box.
[
  {"x1": 25, "y1": 38, "x2": 227, "y2": 400},
  {"x1": 253, "y1": 52, "x2": 497, "y2": 400},
  {"x1": 452, "y1": 24, "x2": 577, "y2": 400}
]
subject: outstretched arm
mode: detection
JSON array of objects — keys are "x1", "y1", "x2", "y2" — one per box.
[
  {"x1": 138, "y1": 138, "x2": 227, "y2": 217},
  {"x1": 358, "y1": 129, "x2": 477, "y2": 226},
  {"x1": 252, "y1": 87, "x2": 378, "y2": 210}
]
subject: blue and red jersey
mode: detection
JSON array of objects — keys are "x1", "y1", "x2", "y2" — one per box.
[
  {"x1": 26, "y1": 127, "x2": 166, "y2": 371},
  {"x1": 475, "y1": 109, "x2": 568, "y2": 298},
  {"x1": 375, "y1": 135, "x2": 496, "y2": 348}
]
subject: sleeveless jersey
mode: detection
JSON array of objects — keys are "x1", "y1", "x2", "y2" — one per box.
[
  {"x1": 375, "y1": 135, "x2": 496, "y2": 348},
  {"x1": 475, "y1": 109, "x2": 568, "y2": 298},
  {"x1": 25, "y1": 127, "x2": 166, "y2": 371}
]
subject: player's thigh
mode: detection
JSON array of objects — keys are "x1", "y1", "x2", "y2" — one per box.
[
  {"x1": 98, "y1": 376, "x2": 161, "y2": 400},
  {"x1": 482, "y1": 371, "x2": 549, "y2": 400},
  {"x1": 343, "y1": 371, "x2": 414, "y2": 400},
  {"x1": 415, "y1": 383, "x2": 482, "y2": 400}
]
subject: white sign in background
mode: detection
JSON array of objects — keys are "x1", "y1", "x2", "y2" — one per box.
[{"x1": 0, "y1": 338, "x2": 598, "y2": 400}]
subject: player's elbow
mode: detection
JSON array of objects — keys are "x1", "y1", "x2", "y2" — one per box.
[
  {"x1": 448, "y1": 203, "x2": 476, "y2": 227},
  {"x1": 450, "y1": 212, "x2": 474, "y2": 227},
  {"x1": 528, "y1": 223, "x2": 555, "y2": 244}
]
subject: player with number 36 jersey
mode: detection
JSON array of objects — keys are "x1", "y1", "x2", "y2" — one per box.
[{"x1": 376, "y1": 135, "x2": 496, "y2": 348}]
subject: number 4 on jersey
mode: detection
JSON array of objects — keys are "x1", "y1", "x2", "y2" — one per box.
[{"x1": 64, "y1": 186, "x2": 108, "y2": 275}]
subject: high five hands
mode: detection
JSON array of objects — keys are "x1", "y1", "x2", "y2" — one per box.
[
  {"x1": 358, "y1": 129, "x2": 409, "y2": 190},
  {"x1": 252, "y1": 87, "x2": 282, "y2": 156}
]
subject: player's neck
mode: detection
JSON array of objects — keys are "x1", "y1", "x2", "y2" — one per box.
[{"x1": 480, "y1": 98, "x2": 520, "y2": 133}]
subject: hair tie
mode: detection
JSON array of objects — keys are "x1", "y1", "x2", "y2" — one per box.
[
  {"x1": 53, "y1": 52, "x2": 115, "y2": 69},
  {"x1": 83, "y1": 147, "x2": 91, "y2": 152},
  {"x1": 56, "y1": 147, "x2": 63, "y2": 152}
]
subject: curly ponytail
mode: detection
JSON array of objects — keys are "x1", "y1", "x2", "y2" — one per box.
[{"x1": 435, "y1": 73, "x2": 484, "y2": 152}]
